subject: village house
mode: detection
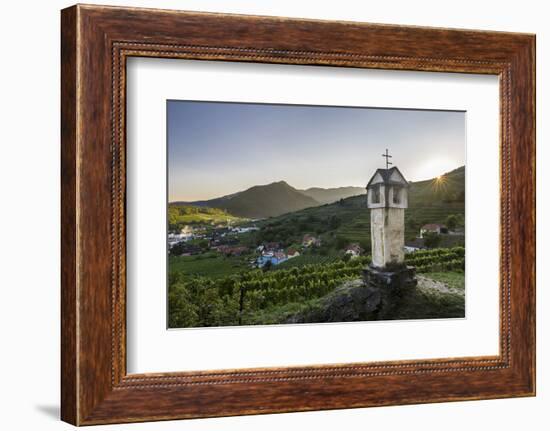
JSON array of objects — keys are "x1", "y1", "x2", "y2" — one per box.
[
  {"x1": 210, "y1": 235, "x2": 239, "y2": 248},
  {"x1": 405, "y1": 238, "x2": 425, "y2": 251},
  {"x1": 229, "y1": 246, "x2": 249, "y2": 256},
  {"x1": 170, "y1": 243, "x2": 202, "y2": 256},
  {"x1": 167, "y1": 234, "x2": 184, "y2": 249},
  {"x1": 255, "y1": 246, "x2": 300, "y2": 268},
  {"x1": 302, "y1": 234, "x2": 321, "y2": 247},
  {"x1": 217, "y1": 245, "x2": 248, "y2": 256},
  {"x1": 167, "y1": 225, "x2": 195, "y2": 248},
  {"x1": 231, "y1": 226, "x2": 260, "y2": 234},
  {"x1": 263, "y1": 242, "x2": 282, "y2": 252},
  {"x1": 256, "y1": 251, "x2": 287, "y2": 268},
  {"x1": 420, "y1": 223, "x2": 448, "y2": 237},
  {"x1": 213, "y1": 245, "x2": 228, "y2": 254},
  {"x1": 344, "y1": 243, "x2": 362, "y2": 258},
  {"x1": 273, "y1": 251, "x2": 287, "y2": 262},
  {"x1": 256, "y1": 254, "x2": 272, "y2": 268},
  {"x1": 286, "y1": 248, "x2": 300, "y2": 259}
]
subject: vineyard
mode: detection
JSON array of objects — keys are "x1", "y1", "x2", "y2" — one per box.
[
  {"x1": 333, "y1": 202, "x2": 465, "y2": 245},
  {"x1": 274, "y1": 252, "x2": 340, "y2": 270},
  {"x1": 168, "y1": 247, "x2": 465, "y2": 328},
  {"x1": 403, "y1": 247, "x2": 465, "y2": 273}
]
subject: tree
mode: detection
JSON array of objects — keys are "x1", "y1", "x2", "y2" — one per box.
[
  {"x1": 446, "y1": 214, "x2": 459, "y2": 231},
  {"x1": 197, "y1": 287, "x2": 226, "y2": 327},
  {"x1": 169, "y1": 242, "x2": 186, "y2": 256},
  {"x1": 424, "y1": 232, "x2": 442, "y2": 249},
  {"x1": 168, "y1": 283, "x2": 199, "y2": 328},
  {"x1": 328, "y1": 215, "x2": 341, "y2": 230},
  {"x1": 335, "y1": 236, "x2": 348, "y2": 250},
  {"x1": 306, "y1": 214, "x2": 319, "y2": 223}
]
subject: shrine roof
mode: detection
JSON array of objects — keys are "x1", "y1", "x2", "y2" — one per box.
[{"x1": 366, "y1": 166, "x2": 409, "y2": 189}]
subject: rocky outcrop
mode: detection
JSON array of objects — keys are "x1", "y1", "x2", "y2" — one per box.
[
  {"x1": 285, "y1": 274, "x2": 461, "y2": 324},
  {"x1": 285, "y1": 279, "x2": 382, "y2": 324}
]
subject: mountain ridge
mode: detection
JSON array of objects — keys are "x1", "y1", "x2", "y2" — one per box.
[
  {"x1": 299, "y1": 186, "x2": 364, "y2": 205},
  {"x1": 170, "y1": 166, "x2": 465, "y2": 219},
  {"x1": 171, "y1": 181, "x2": 321, "y2": 219}
]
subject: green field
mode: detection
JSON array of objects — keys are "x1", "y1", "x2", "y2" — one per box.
[
  {"x1": 424, "y1": 271, "x2": 465, "y2": 291},
  {"x1": 169, "y1": 253, "x2": 252, "y2": 279}
]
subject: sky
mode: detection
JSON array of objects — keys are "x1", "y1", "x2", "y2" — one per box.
[{"x1": 168, "y1": 100, "x2": 465, "y2": 202}]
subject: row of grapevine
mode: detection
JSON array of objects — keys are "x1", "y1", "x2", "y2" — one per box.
[
  {"x1": 169, "y1": 247, "x2": 465, "y2": 327},
  {"x1": 415, "y1": 258, "x2": 465, "y2": 273},
  {"x1": 406, "y1": 246, "x2": 464, "y2": 260},
  {"x1": 405, "y1": 247, "x2": 465, "y2": 273}
]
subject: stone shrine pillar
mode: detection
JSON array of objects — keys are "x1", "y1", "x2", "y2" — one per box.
[{"x1": 364, "y1": 164, "x2": 416, "y2": 289}]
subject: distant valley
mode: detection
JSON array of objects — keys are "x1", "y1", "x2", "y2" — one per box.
[{"x1": 168, "y1": 166, "x2": 466, "y2": 329}]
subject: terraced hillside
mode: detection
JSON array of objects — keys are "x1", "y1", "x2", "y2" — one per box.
[{"x1": 255, "y1": 166, "x2": 465, "y2": 249}]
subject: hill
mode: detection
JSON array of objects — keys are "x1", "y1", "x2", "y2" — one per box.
[
  {"x1": 254, "y1": 166, "x2": 465, "y2": 250},
  {"x1": 299, "y1": 186, "x2": 364, "y2": 205},
  {"x1": 171, "y1": 165, "x2": 465, "y2": 227},
  {"x1": 408, "y1": 166, "x2": 465, "y2": 205},
  {"x1": 168, "y1": 205, "x2": 245, "y2": 231},
  {"x1": 174, "y1": 181, "x2": 320, "y2": 219}
]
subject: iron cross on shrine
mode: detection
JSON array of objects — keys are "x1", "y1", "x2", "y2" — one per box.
[{"x1": 382, "y1": 149, "x2": 393, "y2": 169}]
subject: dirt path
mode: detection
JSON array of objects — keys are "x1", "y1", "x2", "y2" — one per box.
[{"x1": 417, "y1": 275, "x2": 463, "y2": 296}]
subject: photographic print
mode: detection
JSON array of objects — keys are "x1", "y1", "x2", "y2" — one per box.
[{"x1": 167, "y1": 101, "x2": 466, "y2": 329}]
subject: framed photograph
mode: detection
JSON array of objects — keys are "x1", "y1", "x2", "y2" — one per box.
[{"x1": 61, "y1": 4, "x2": 535, "y2": 425}]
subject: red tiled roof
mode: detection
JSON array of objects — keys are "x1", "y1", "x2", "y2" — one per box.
[{"x1": 421, "y1": 223, "x2": 445, "y2": 230}]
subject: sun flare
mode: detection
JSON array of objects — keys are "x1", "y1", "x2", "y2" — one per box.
[{"x1": 431, "y1": 173, "x2": 449, "y2": 192}]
